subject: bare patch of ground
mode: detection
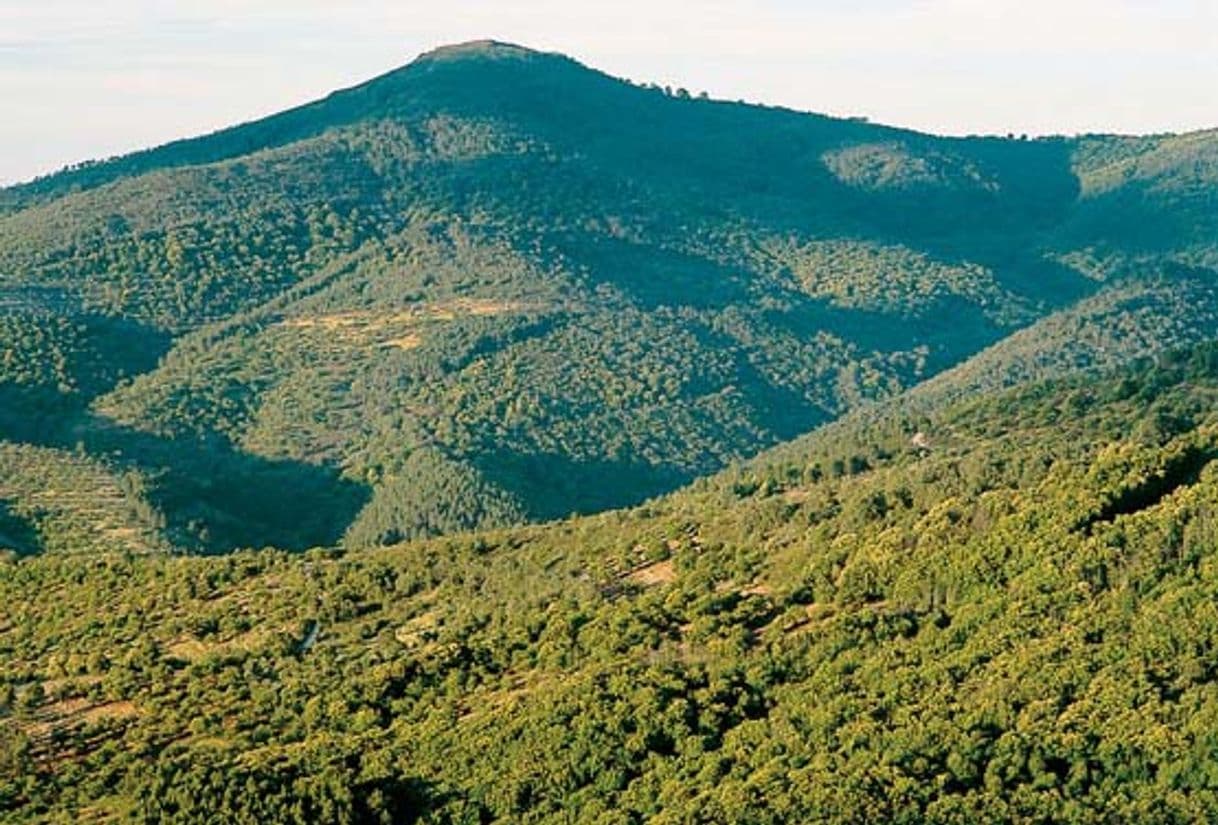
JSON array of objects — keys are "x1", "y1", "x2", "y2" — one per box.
[
  {"x1": 274, "y1": 299, "x2": 546, "y2": 353},
  {"x1": 165, "y1": 628, "x2": 276, "y2": 663},
  {"x1": 626, "y1": 559, "x2": 677, "y2": 586}
]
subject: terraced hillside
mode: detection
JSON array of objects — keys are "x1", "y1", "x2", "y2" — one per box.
[{"x1": 0, "y1": 443, "x2": 167, "y2": 557}]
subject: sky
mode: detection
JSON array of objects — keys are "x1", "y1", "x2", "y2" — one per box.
[{"x1": 2, "y1": 0, "x2": 1217, "y2": 185}]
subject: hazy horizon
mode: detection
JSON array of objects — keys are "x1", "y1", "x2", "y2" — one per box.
[{"x1": 3, "y1": 0, "x2": 1217, "y2": 186}]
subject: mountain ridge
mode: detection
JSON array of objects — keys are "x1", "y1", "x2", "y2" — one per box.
[
  {"x1": 7, "y1": 39, "x2": 1215, "y2": 202},
  {"x1": 0, "y1": 40, "x2": 612, "y2": 208}
]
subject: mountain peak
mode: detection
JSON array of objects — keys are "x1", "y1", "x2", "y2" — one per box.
[{"x1": 415, "y1": 40, "x2": 547, "y2": 64}]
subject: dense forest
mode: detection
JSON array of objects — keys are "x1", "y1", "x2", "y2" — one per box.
[
  {"x1": 6, "y1": 343, "x2": 1218, "y2": 821},
  {"x1": 2, "y1": 41, "x2": 1218, "y2": 554}
]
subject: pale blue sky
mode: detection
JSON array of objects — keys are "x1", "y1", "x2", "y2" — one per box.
[{"x1": 2, "y1": 0, "x2": 1216, "y2": 184}]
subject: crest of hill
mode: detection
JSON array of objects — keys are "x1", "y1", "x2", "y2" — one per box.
[
  {"x1": 415, "y1": 39, "x2": 553, "y2": 62},
  {"x1": 0, "y1": 41, "x2": 577, "y2": 207}
]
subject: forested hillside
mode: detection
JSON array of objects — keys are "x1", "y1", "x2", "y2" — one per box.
[
  {"x1": 6, "y1": 342, "x2": 1218, "y2": 821},
  {"x1": 3, "y1": 41, "x2": 1218, "y2": 553},
  {"x1": 877, "y1": 262, "x2": 1218, "y2": 414}
]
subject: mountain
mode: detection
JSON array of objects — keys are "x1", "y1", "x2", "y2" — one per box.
[
  {"x1": 1, "y1": 41, "x2": 1217, "y2": 556},
  {"x1": 5, "y1": 39, "x2": 1218, "y2": 822},
  {"x1": 6, "y1": 341, "x2": 1218, "y2": 821}
]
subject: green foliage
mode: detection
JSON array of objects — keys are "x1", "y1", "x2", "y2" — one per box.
[
  {"x1": 343, "y1": 448, "x2": 528, "y2": 545},
  {"x1": 1064, "y1": 129, "x2": 1218, "y2": 266},
  {"x1": 0, "y1": 442, "x2": 168, "y2": 555},
  {"x1": 899, "y1": 263, "x2": 1218, "y2": 412},
  {"x1": 6, "y1": 343, "x2": 1218, "y2": 820}
]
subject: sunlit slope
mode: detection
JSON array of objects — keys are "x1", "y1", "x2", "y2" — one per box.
[{"x1": 6, "y1": 343, "x2": 1218, "y2": 820}]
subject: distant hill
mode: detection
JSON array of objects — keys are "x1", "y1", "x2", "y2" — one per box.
[{"x1": 1, "y1": 41, "x2": 1216, "y2": 553}]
